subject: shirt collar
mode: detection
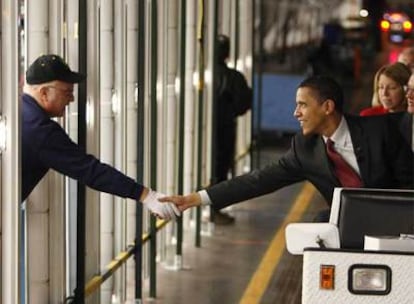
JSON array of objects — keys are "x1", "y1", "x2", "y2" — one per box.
[{"x1": 323, "y1": 116, "x2": 351, "y2": 147}]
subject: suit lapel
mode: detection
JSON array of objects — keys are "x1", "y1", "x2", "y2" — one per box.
[
  {"x1": 399, "y1": 113, "x2": 412, "y2": 147},
  {"x1": 345, "y1": 115, "x2": 369, "y2": 182}
]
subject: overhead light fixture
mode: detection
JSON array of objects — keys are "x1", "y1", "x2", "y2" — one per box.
[
  {"x1": 134, "y1": 83, "x2": 139, "y2": 108},
  {"x1": 86, "y1": 97, "x2": 95, "y2": 127},
  {"x1": 111, "y1": 89, "x2": 119, "y2": 115},
  {"x1": 359, "y1": 9, "x2": 369, "y2": 18},
  {"x1": 0, "y1": 116, "x2": 6, "y2": 153}
]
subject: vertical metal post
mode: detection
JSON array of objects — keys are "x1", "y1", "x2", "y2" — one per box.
[
  {"x1": 1, "y1": 1, "x2": 21, "y2": 303},
  {"x1": 208, "y1": 0, "x2": 218, "y2": 184},
  {"x1": 99, "y1": 0, "x2": 115, "y2": 301},
  {"x1": 202, "y1": 0, "x2": 218, "y2": 246},
  {"x1": 177, "y1": 1, "x2": 187, "y2": 191},
  {"x1": 252, "y1": 0, "x2": 263, "y2": 170},
  {"x1": 194, "y1": 0, "x2": 206, "y2": 248},
  {"x1": 175, "y1": 0, "x2": 187, "y2": 260},
  {"x1": 135, "y1": 0, "x2": 145, "y2": 301},
  {"x1": 233, "y1": 0, "x2": 240, "y2": 67},
  {"x1": 149, "y1": 0, "x2": 158, "y2": 298},
  {"x1": 250, "y1": 0, "x2": 256, "y2": 168},
  {"x1": 74, "y1": 0, "x2": 87, "y2": 303}
]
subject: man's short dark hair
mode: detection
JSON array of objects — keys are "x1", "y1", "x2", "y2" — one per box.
[{"x1": 298, "y1": 75, "x2": 344, "y2": 113}]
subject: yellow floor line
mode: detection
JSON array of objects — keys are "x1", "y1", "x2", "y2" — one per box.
[{"x1": 239, "y1": 182, "x2": 316, "y2": 304}]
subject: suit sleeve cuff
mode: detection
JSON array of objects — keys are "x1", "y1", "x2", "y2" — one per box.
[{"x1": 198, "y1": 190, "x2": 212, "y2": 205}]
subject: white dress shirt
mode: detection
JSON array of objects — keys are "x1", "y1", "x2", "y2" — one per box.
[
  {"x1": 323, "y1": 116, "x2": 361, "y2": 175},
  {"x1": 198, "y1": 190, "x2": 211, "y2": 205}
]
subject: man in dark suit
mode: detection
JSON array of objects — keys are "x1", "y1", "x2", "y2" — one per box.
[
  {"x1": 161, "y1": 76, "x2": 413, "y2": 220},
  {"x1": 397, "y1": 111, "x2": 413, "y2": 152}
]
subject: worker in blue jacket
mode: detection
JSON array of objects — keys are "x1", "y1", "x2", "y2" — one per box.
[{"x1": 22, "y1": 54, "x2": 179, "y2": 220}]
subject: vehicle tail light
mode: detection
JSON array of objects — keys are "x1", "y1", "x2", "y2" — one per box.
[
  {"x1": 403, "y1": 21, "x2": 412, "y2": 32},
  {"x1": 380, "y1": 20, "x2": 390, "y2": 31}
]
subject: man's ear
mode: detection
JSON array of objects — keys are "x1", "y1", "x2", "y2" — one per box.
[
  {"x1": 36, "y1": 86, "x2": 52, "y2": 107},
  {"x1": 38, "y1": 86, "x2": 50, "y2": 100},
  {"x1": 38, "y1": 86, "x2": 47, "y2": 95},
  {"x1": 324, "y1": 99, "x2": 336, "y2": 114}
]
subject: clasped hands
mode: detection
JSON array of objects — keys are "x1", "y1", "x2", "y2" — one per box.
[
  {"x1": 143, "y1": 190, "x2": 202, "y2": 220},
  {"x1": 143, "y1": 189, "x2": 181, "y2": 220}
]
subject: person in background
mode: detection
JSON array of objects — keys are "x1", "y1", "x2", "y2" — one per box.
[
  {"x1": 210, "y1": 34, "x2": 252, "y2": 225},
  {"x1": 161, "y1": 75, "x2": 413, "y2": 222},
  {"x1": 360, "y1": 62, "x2": 410, "y2": 116},
  {"x1": 400, "y1": 73, "x2": 414, "y2": 151},
  {"x1": 22, "y1": 54, "x2": 179, "y2": 220},
  {"x1": 398, "y1": 46, "x2": 414, "y2": 73}
]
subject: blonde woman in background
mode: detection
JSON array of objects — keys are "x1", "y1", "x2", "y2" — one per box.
[{"x1": 360, "y1": 62, "x2": 411, "y2": 116}]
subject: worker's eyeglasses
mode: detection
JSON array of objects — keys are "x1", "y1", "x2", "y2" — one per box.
[
  {"x1": 404, "y1": 86, "x2": 414, "y2": 95},
  {"x1": 46, "y1": 85, "x2": 74, "y2": 96}
]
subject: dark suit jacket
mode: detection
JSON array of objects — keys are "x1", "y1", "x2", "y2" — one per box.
[
  {"x1": 207, "y1": 114, "x2": 414, "y2": 209},
  {"x1": 397, "y1": 112, "x2": 413, "y2": 149}
]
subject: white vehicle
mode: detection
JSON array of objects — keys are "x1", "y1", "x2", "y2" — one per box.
[{"x1": 286, "y1": 188, "x2": 414, "y2": 304}]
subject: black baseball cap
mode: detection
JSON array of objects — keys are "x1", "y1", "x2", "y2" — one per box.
[{"x1": 26, "y1": 54, "x2": 86, "y2": 84}]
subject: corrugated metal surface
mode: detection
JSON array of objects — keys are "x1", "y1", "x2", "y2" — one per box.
[{"x1": 303, "y1": 249, "x2": 414, "y2": 304}]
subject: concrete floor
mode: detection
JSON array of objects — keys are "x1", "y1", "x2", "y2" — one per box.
[{"x1": 143, "y1": 146, "x2": 326, "y2": 304}]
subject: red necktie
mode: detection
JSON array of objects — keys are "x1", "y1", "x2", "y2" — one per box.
[{"x1": 326, "y1": 139, "x2": 363, "y2": 187}]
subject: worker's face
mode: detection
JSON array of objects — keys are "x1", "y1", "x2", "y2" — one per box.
[
  {"x1": 294, "y1": 87, "x2": 330, "y2": 136},
  {"x1": 377, "y1": 74, "x2": 406, "y2": 112},
  {"x1": 42, "y1": 81, "x2": 75, "y2": 117},
  {"x1": 405, "y1": 74, "x2": 414, "y2": 114}
]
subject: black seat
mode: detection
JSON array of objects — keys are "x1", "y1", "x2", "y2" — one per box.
[{"x1": 333, "y1": 188, "x2": 414, "y2": 249}]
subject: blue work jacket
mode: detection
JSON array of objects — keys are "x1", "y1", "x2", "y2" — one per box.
[{"x1": 21, "y1": 93, "x2": 143, "y2": 202}]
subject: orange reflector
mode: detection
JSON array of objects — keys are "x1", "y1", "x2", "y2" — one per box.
[{"x1": 320, "y1": 265, "x2": 335, "y2": 290}]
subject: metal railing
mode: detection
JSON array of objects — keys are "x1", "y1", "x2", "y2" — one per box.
[{"x1": 84, "y1": 219, "x2": 170, "y2": 298}]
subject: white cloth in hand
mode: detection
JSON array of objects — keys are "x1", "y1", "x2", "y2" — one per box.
[{"x1": 143, "y1": 190, "x2": 181, "y2": 220}]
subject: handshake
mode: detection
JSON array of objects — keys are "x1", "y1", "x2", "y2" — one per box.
[{"x1": 142, "y1": 189, "x2": 181, "y2": 220}]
